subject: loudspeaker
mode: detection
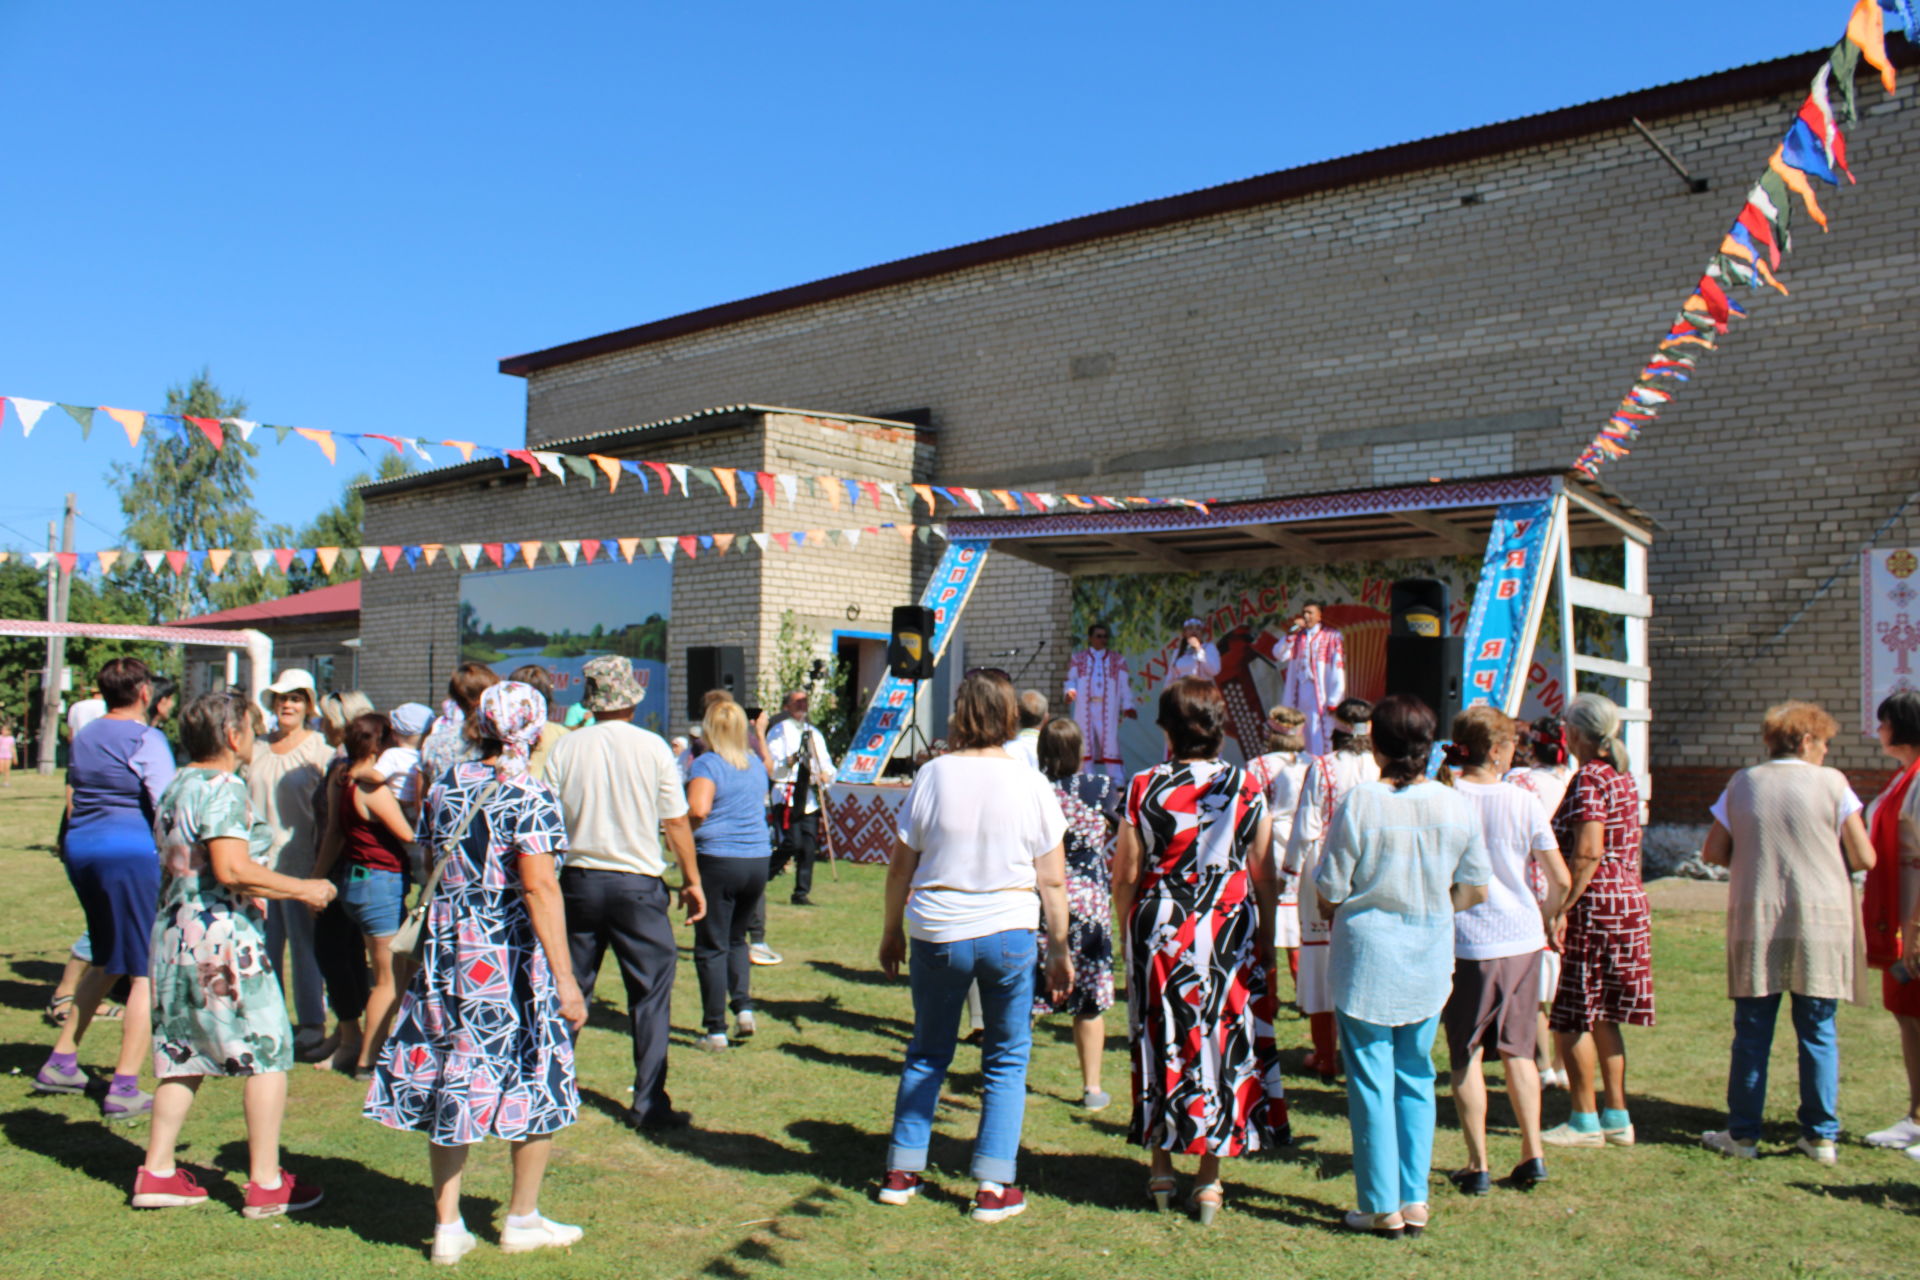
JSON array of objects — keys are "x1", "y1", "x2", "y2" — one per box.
[
  {"x1": 686, "y1": 645, "x2": 744, "y2": 720},
  {"x1": 888, "y1": 605, "x2": 936, "y2": 680},
  {"x1": 1390, "y1": 577, "x2": 1450, "y2": 637},
  {"x1": 1385, "y1": 635, "x2": 1465, "y2": 727}
]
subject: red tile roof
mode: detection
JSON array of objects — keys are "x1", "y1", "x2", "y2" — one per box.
[{"x1": 168, "y1": 579, "x2": 360, "y2": 629}]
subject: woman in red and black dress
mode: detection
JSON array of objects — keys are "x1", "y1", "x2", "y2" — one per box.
[
  {"x1": 1113, "y1": 677, "x2": 1282, "y2": 1226},
  {"x1": 1542, "y1": 693, "x2": 1654, "y2": 1149}
]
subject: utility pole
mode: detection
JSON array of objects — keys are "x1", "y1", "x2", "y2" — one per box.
[{"x1": 36, "y1": 494, "x2": 76, "y2": 775}]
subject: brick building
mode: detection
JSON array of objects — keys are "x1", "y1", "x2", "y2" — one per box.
[{"x1": 361, "y1": 47, "x2": 1919, "y2": 817}]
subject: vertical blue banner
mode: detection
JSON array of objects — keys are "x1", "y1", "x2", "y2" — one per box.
[
  {"x1": 1460, "y1": 499, "x2": 1555, "y2": 712},
  {"x1": 837, "y1": 538, "x2": 991, "y2": 783}
]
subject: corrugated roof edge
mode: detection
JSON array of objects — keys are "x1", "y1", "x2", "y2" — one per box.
[
  {"x1": 498, "y1": 44, "x2": 1910, "y2": 378},
  {"x1": 357, "y1": 403, "x2": 921, "y2": 500}
]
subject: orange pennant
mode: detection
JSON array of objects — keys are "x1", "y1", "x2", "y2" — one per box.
[
  {"x1": 713, "y1": 467, "x2": 738, "y2": 507},
  {"x1": 295, "y1": 427, "x2": 339, "y2": 463},
  {"x1": 96, "y1": 549, "x2": 121, "y2": 574},
  {"x1": 911, "y1": 484, "x2": 934, "y2": 512},
  {"x1": 1849, "y1": 0, "x2": 1898, "y2": 95},
  {"x1": 990, "y1": 489, "x2": 1017, "y2": 511},
  {"x1": 102, "y1": 406, "x2": 146, "y2": 447},
  {"x1": 591, "y1": 455, "x2": 623, "y2": 493},
  {"x1": 421, "y1": 544, "x2": 444, "y2": 567},
  {"x1": 712, "y1": 533, "x2": 736, "y2": 554},
  {"x1": 442, "y1": 440, "x2": 477, "y2": 462},
  {"x1": 822, "y1": 481, "x2": 841, "y2": 511},
  {"x1": 617, "y1": 537, "x2": 641, "y2": 563},
  {"x1": 316, "y1": 546, "x2": 341, "y2": 574},
  {"x1": 520, "y1": 541, "x2": 541, "y2": 567},
  {"x1": 1768, "y1": 146, "x2": 1828, "y2": 229},
  {"x1": 206, "y1": 548, "x2": 232, "y2": 576}
]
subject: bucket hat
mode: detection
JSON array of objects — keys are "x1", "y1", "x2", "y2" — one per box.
[{"x1": 580, "y1": 654, "x2": 645, "y2": 713}]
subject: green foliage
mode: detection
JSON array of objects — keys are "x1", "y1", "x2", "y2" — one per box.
[
  {"x1": 109, "y1": 370, "x2": 273, "y2": 632},
  {"x1": 268, "y1": 452, "x2": 414, "y2": 595},
  {"x1": 0, "y1": 562, "x2": 161, "y2": 735},
  {"x1": 757, "y1": 610, "x2": 849, "y2": 757}
]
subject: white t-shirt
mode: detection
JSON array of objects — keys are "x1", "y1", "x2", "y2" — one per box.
[
  {"x1": 375, "y1": 745, "x2": 422, "y2": 805},
  {"x1": 67, "y1": 698, "x2": 107, "y2": 737},
  {"x1": 1452, "y1": 778, "x2": 1560, "y2": 960},
  {"x1": 1004, "y1": 735, "x2": 1041, "y2": 771},
  {"x1": 898, "y1": 753, "x2": 1066, "y2": 943},
  {"x1": 542, "y1": 720, "x2": 690, "y2": 877},
  {"x1": 1508, "y1": 764, "x2": 1574, "y2": 821},
  {"x1": 1249, "y1": 751, "x2": 1309, "y2": 848}
]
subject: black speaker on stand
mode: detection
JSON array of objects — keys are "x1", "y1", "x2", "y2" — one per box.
[
  {"x1": 1384, "y1": 578, "x2": 1464, "y2": 727},
  {"x1": 888, "y1": 606, "x2": 936, "y2": 681},
  {"x1": 686, "y1": 645, "x2": 744, "y2": 720}
]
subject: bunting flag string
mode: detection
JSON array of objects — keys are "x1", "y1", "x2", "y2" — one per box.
[
  {"x1": 0, "y1": 393, "x2": 1210, "y2": 518},
  {"x1": 1572, "y1": 0, "x2": 1908, "y2": 477},
  {"x1": 24, "y1": 521, "x2": 955, "y2": 580}
]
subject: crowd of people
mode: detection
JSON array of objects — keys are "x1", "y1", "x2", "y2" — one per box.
[{"x1": 22, "y1": 640, "x2": 1920, "y2": 1258}]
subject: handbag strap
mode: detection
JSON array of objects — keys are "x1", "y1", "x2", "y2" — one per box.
[{"x1": 411, "y1": 777, "x2": 502, "y2": 910}]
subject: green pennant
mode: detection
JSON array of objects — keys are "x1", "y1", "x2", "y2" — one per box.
[
  {"x1": 271, "y1": 424, "x2": 294, "y2": 443},
  {"x1": 915, "y1": 525, "x2": 931, "y2": 544},
  {"x1": 59, "y1": 404, "x2": 93, "y2": 439},
  {"x1": 825, "y1": 528, "x2": 844, "y2": 545},
  {"x1": 688, "y1": 466, "x2": 724, "y2": 497},
  {"x1": 1756, "y1": 170, "x2": 1794, "y2": 238},
  {"x1": 802, "y1": 476, "x2": 819, "y2": 499},
  {"x1": 636, "y1": 537, "x2": 658, "y2": 557},
  {"x1": 561, "y1": 455, "x2": 597, "y2": 486},
  {"x1": 1828, "y1": 38, "x2": 1860, "y2": 124}
]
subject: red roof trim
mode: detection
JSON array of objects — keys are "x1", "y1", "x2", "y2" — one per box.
[{"x1": 168, "y1": 578, "x2": 361, "y2": 629}]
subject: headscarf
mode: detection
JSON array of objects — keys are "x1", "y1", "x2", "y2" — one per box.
[{"x1": 478, "y1": 681, "x2": 547, "y2": 778}]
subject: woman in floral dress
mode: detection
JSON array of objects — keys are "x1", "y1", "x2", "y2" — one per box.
[
  {"x1": 1113, "y1": 677, "x2": 1282, "y2": 1226},
  {"x1": 135, "y1": 693, "x2": 337, "y2": 1218},
  {"x1": 364, "y1": 682, "x2": 588, "y2": 1264},
  {"x1": 1033, "y1": 717, "x2": 1117, "y2": 1111}
]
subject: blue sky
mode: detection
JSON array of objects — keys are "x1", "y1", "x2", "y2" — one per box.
[{"x1": 0, "y1": 1, "x2": 1852, "y2": 554}]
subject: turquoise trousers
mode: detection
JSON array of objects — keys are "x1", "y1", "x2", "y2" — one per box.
[{"x1": 1337, "y1": 1010, "x2": 1440, "y2": 1214}]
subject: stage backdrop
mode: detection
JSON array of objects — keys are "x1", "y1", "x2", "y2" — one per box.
[
  {"x1": 1068, "y1": 557, "x2": 1585, "y2": 778},
  {"x1": 459, "y1": 559, "x2": 673, "y2": 734},
  {"x1": 1863, "y1": 547, "x2": 1920, "y2": 736}
]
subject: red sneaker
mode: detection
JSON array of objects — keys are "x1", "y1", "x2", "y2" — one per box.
[
  {"x1": 971, "y1": 1185, "x2": 1026, "y2": 1223},
  {"x1": 877, "y1": 1170, "x2": 921, "y2": 1205},
  {"x1": 243, "y1": 1169, "x2": 324, "y2": 1219},
  {"x1": 132, "y1": 1166, "x2": 210, "y2": 1209}
]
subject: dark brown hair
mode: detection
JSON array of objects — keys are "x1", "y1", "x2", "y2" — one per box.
[
  {"x1": 1448, "y1": 705, "x2": 1516, "y2": 771},
  {"x1": 448, "y1": 662, "x2": 500, "y2": 715},
  {"x1": 1372, "y1": 694, "x2": 1437, "y2": 789},
  {"x1": 97, "y1": 657, "x2": 153, "y2": 710},
  {"x1": 1331, "y1": 696, "x2": 1374, "y2": 755},
  {"x1": 343, "y1": 712, "x2": 397, "y2": 764},
  {"x1": 1037, "y1": 717, "x2": 1084, "y2": 782},
  {"x1": 948, "y1": 669, "x2": 1019, "y2": 751},
  {"x1": 1266, "y1": 704, "x2": 1307, "y2": 753},
  {"x1": 1878, "y1": 690, "x2": 1920, "y2": 748},
  {"x1": 1157, "y1": 677, "x2": 1226, "y2": 759},
  {"x1": 181, "y1": 691, "x2": 250, "y2": 761}
]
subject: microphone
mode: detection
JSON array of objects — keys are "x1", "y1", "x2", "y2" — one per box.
[{"x1": 986, "y1": 648, "x2": 1025, "y2": 656}]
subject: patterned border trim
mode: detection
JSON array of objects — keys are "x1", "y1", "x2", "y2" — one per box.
[{"x1": 950, "y1": 475, "x2": 1558, "y2": 540}]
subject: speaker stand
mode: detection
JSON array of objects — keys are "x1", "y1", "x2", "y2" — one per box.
[{"x1": 898, "y1": 678, "x2": 934, "y2": 767}]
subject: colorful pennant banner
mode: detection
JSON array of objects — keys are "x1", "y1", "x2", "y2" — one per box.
[
  {"x1": 26, "y1": 522, "x2": 956, "y2": 579},
  {"x1": 0, "y1": 396, "x2": 1208, "y2": 518},
  {"x1": 1572, "y1": 0, "x2": 1908, "y2": 476}
]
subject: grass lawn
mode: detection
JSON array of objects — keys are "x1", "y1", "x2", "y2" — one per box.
[{"x1": 0, "y1": 768, "x2": 1913, "y2": 1278}]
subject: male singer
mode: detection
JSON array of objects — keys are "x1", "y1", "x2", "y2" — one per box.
[
  {"x1": 1063, "y1": 622, "x2": 1135, "y2": 786},
  {"x1": 1168, "y1": 617, "x2": 1220, "y2": 683},
  {"x1": 1281, "y1": 601, "x2": 1346, "y2": 755}
]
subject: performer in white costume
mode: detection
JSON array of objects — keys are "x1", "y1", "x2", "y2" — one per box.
[
  {"x1": 1282, "y1": 697, "x2": 1379, "y2": 1080},
  {"x1": 1245, "y1": 706, "x2": 1311, "y2": 979},
  {"x1": 1168, "y1": 617, "x2": 1220, "y2": 683},
  {"x1": 1281, "y1": 602, "x2": 1346, "y2": 756},
  {"x1": 1063, "y1": 621, "x2": 1135, "y2": 787}
]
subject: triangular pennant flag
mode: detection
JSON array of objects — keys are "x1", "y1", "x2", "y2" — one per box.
[
  {"x1": 520, "y1": 541, "x2": 541, "y2": 567},
  {"x1": 713, "y1": 467, "x2": 738, "y2": 506},
  {"x1": 343, "y1": 434, "x2": 372, "y2": 460},
  {"x1": 316, "y1": 546, "x2": 341, "y2": 574},
  {"x1": 184, "y1": 416, "x2": 224, "y2": 450},
  {"x1": 205, "y1": 548, "x2": 231, "y2": 575},
  {"x1": 677, "y1": 535, "x2": 699, "y2": 559},
  {"x1": 861, "y1": 480, "x2": 884, "y2": 510},
  {"x1": 403, "y1": 545, "x2": 423, "y2": 570},
  {"x1": 351, "y1": 546, "x2": 375, "y2": 571},
  {"x1": 60, "y1": 404, "x2": 94, "y2": 438},
  {"x1": 404, "y1": 438, "x2": 434, "y2": 465},
  {"x1": 659, "y1": 539, "x2": 678, "y2": 563},
  {"x1": 636, "y1": 537, "x2": 659, "y2": 558},
  {"x1": 166, "y1": 550, "x2": 190, "y2": 575},
  {"x1": 1768, "y1": 146, "x2": 1828, "y2": 229},
  {"x1": 772, "y1": 532, "x2": 792, "y2": 550},
  {"x1": 911, "y1": 484, "x2": 935, "y2": 512},
  {"x1": 11, "y1": 397, "x2": 52, "y2": 437},
  {"x1": 273, "y1": 547, "x2": 297, "y2": 572},
  {"x1": 271, "y1": 424, "x2": 295, "y2": 443},
  {"x1": 990, "y1": 488, "x2": 1017, "y2": 511},
  {"x1": 489, "y1": 542, "x2": 511, "y2": 568},
  {"x1": 778, "y1": 474, "x2": 799, "y2": 507},
  {"x1": 1779, "y1": 118, "x2": 1840, "y2": 186},
  {"x1": 364, "y1": 433, "x2": 406, "y2": 454},
  {"x1": 32, "y1": 552, "x2": 53, "y2": 570},
  {"x1": 557, "y1": 540, "x2": 580, "y2": 566},
  {"x1": 380, "y1": 545, "x2": 404, "y2": 571},
  {"x1": 591, "y1": 456, "x2": 623, "y2": 492},
  {"x1": 737, "y1": 470, "x2": 759, "y2": 505},
  {"x1": 422, "y1": 544, "x2": 444, "y2": 567},
  {"x1": 751, "y1": 532, "x2": 771, "y2": 552},
  {"x1": 580, "y1": 538, "x2": 602, "y2": 564},
  {"x1": 712, "y1": 533, "x2": 735, "y2": 555},
  {"x1": 643, "y1": 461, "x2": 673, "y2": 494},
  {"x1": 96, "y1": 549, "x2": 122, "y2": 574},
  {"x1": 688, "y1": 467, "x2": 723, "y2": 499},
  {"x1": 149, "y1": 414, "x2": 186, "y2": 443},
  {"x1": 296, "y1": 548, "x2": 317, "y2": 569},
  {"x1": 826, "y1": 528, "x2": 844, "y2": 545},
  {"x1": 294, "y1": 427, "x2": 338, "y2": 463},
  {"x1": 1848, "y1": 0, "x2": 1898, "y2": 95},
  {"x1": 104, "y1": 407, "x2": 146, "y2": 447},
  {"x1": 958, "y1": 488, "x2": 984, "y2": 511},
  {"x1": 442, "y1": 440, "x2": 477, "y2": 462},
  {"x1": 532, "y1": 452, "x2": 566, "y2": 483},
  {"x1": 757, "y1": 472, "x2": 779, "y2": 507},
  {"x1": 845, "y1": 527, "x2": 863, "y2": 547},
  {"x1": 507, "y1": 448, "x2": 540, "y2": 474},
  {"x1": 617, "y1": 537, "x2": 641, "y2": 563},
  {"x1": 667, "y1": 463, "x2": 689, "y2": 495},
  {"x1": 809, "y1": 528, "x2": 828, "y2": 545},
  {"x1": 225, "y1": 418, "x2": 259, "y2": 443},
  {"x1": 460, "y1": 544, "x2": 483, "y2": 569},
  {"x1": 54, "y1": 552, "x2": 77, "y2": 575},
  {"x1": 251, "y1": 549, "x2": 274, "y2": 574}
]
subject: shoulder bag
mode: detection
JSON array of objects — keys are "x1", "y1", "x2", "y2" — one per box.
[{"x1": 391, "y1": 778, "x2": 500, "y2": 963}]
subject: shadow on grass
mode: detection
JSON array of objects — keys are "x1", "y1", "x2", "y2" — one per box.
[
  {"x1": 1789, "y1": 1178, "x2": 1920, "y2": 1214},
  {"x1": 0, "y1": 1107, "x2": 150, "y2": 1198},
  {"x1": 753, "y1": 995, "x2": 911, "y2": 1041},
  {"x1": 698, "y1": 1184, "x2": 853, "y2": 1278},
  {"x1": 777, "y1": 1041, "x2": 909, "y2": 1081},
  {"x1": 8, "y1": 956, "x2": 64, "y2": 985},
  {"x1": 214, "y1": 1137, "x2": 492, "y2": 1250},
  {"x1": 803, "y1": 960, "x2": 894, "y2": 989}
]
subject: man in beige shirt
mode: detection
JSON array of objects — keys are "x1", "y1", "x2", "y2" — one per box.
[{"x1": 543, "y1": 655, "x2": 704, "y2": 1133}]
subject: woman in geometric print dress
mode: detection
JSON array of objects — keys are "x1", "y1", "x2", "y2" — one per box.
[
  {"x1": 1113, "y1": 677, "x2": 1282, "y2": 1226},
  {"x1": 135, "y1": 693, "x2": 337, "y2": 1219},
  {"x1": 1032, "y1": 717, "x2": 1118, "y2": 1112},
  {"x1": 1542, "y1": 693, "x2": 1655, "y2": 1151},
  {"x1": 364, "y1": 682, "x2": 588, "y2": 1264}
]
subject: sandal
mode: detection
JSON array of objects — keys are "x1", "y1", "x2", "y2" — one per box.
[
  {"x1": 1146, "y1": 1174, "x2": 1177, "y2": 1213},
  {"x1": 43, "y1": 995, "x2": 73, "y2": 1026},
  {"x1": 1189, "y1": 1181, "x2": 1225, "y2": 1227}
]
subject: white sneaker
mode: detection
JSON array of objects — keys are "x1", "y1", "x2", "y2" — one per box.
[
  {"x1": 1865, "y1": 1116, "x2": 1920, "y2": 1149},
  {"x1": 1796, "y1": 1137, "x2": 1838, "y2": 1167},
  {"x1": 749, "y1": 944, "x2": 783, "y2": 966},
  {"x1": 431, "y1": 1226, "x2": 479, "y2": 1265},
  {"x1": 1701, "y1": 1130, "x2": 1758, "y2": 1159},
  {"x1": 498, "y1": 1216, "x2": 584, "y2": 1255},
  {"x1": 735, "y1": 1010, "x2": 757, "y2": 1039},
  {"x1": 696, "y1": 1034, "x2": 729, "y2": 1054},
  {"x1": 1541, "y1": 1122, "x2": 1605, "y2": 1149}
]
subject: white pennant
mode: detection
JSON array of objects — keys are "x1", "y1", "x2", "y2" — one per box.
[
  {"x1": 11, "y1": 397, "x2": 52, "y2": 437},
  {"x1": 142, "y1": 551, "x2": 165, "y2": 572},
  {"x1": 1035, "y1": 492, "x2": 1058, "y2": 510},
  {"x1": 250, "y1": 549, "x2": 274, "y2": 573},
  {"x1": 557, "y1": 540, "x2": 579, "y2": 565},
  {"x1": 666, "y1": 463, "x2": 689, "y2": 495},
  {"x1": 30, "y1": 551, "x2": 51, "y2": 569},
  {"x1": 225, "y1": 418, "x2": 259, "y2": 443},
  {"x1": 844, "y1": 527, "x2": 862, "y2": 547},
  {"x1": 931, "y1": 523, "x2": 949, "y2": 540},
  {"x1": 408, "y1": 438, "x2": 434, "y2": 464},
  {"x1": 532, "y1": 451, "x2": 564, "y2": 482},
  {"x1": 357, "y1": 546, "x2": 380, "y2": 570},
  {"x1": 958, "y1": 488, "x2": 983, "y2": 511},
  {"x1": 460, "y1": 543, "x2": 482, "y2": 569},
  {"x1": 659, "y1": 540, "x2": 677, "y2": 562},
  {"x1": 778, "y1": 474, "x2": 799, "y2": 506},
  {"x1": 887, "y1": 484, "x2": 904, "y2": 510},
  {"x1": 750, "y1": 532, "x2": 771, "y2": 552}
]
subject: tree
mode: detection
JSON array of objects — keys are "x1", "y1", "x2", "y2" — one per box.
[
  {"x1": 269, "y1": 452, "x2": 415, "y2": 595},
  {"x1": 0, "y1": 560, "x2": 161, "y2": 743},
  {"x1": 757, "y1": 610, "x2": 851, "y2": 758},
  {"x1": 110, "y1": 369, "x2": 273, "y2": 628}
]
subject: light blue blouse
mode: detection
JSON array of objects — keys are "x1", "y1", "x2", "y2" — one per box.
[{"x1": 1314, "y1": 779, "x2": 1491, "y2": 1026}]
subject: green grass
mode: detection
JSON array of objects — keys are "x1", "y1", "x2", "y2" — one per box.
[{"x1": 0, "y1": 768, "x2": 1913, "y2": 1278}]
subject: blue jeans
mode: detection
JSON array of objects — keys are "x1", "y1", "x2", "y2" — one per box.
[
  {"x1": 887, "y1": 929, "x2": 1037, "y2": 1185},
  {"x1": 1727, "y1": 993, "x2": 1839, "y2": 1142},
  {"x1": 1338, "y1": 1010, "x2": 1440, "y2": 1214},
  {"x1": 339, "y1": 866, "x2": 407, "y2": 938}
]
